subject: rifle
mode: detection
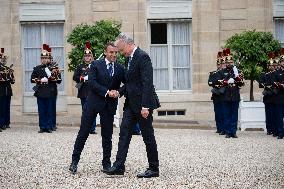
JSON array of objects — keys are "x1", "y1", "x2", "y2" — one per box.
[
  {"x1": 46, "y1": 56, "x2": 62, "y2": 82},
  {"x1": 0, "y1": 60, "x2": 15, "y2": 83},
  {"x1": 260, "y1": 69, "x2": 281, "y2": 96}
]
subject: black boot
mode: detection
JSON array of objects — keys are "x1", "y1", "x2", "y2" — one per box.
[{"x1": 69, "y1": 162, "x2": 78, "y2": 175}]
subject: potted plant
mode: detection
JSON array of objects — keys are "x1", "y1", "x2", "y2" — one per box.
[{"x1": 224, "y1": 30, "x2": 281, "y2": 131}]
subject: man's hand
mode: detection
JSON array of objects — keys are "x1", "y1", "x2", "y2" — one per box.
[
  {"x1": 83, "y1": 75, "x2": 88, "y2": 81},
  {"x1": 228, "y1": 78, "x2": 235, "y2": 84},
  {"x1": 40, "y1": 77, "x2": 48, "y2": 83},
  {"x1": 108, "y1": 90, "x2": 119, "y2": 98},
  {"x1": 141, "y1": 108, "x2": 149, "y2": 119}
]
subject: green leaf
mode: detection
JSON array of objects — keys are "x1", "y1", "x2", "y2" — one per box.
[{"x1": 67, "y1": 20, "x2": 123, "y2": 71}]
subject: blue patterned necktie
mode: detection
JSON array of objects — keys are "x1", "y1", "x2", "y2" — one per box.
[{"x1": 108, "y1": 63, "x2": 113, "y2": 77}]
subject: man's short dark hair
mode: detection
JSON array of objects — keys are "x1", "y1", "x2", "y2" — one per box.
[{"x1": 104, "y1": 42, "x2": 116, "y2": 51}]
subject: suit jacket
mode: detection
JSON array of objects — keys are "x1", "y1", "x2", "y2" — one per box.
[
  {"x1": 87, "y1": 59, "x2": 125, "y2": 115},
  {"x1": 119, "y1": 47, "x2": 160, "y2": 113}
]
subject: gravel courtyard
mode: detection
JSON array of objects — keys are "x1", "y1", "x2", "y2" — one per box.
[{"x1": 0, "y1": 125, "x2": 283, "y2": 189}]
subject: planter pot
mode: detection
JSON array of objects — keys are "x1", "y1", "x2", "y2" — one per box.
[{"x1": 239, "y1": 100, "x2": 266, "y2": 131}]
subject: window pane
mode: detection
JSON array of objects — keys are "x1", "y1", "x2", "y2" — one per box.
[
  {"x1": 172, "y1": 22, "x2": 190, "y2": 44},
  {"x1": 275, "y1": 19, "x2": 284, "y2": 47},
  {"x1": 172, "y1": 22, "x2": 191, "y2": 90},
  {"x1": 24, "y1": 48, "x2": 41, "y2": 70},
  {"x1": 151, "y1": 23, "x2": 167, "y2": 44},
  {"x1": 172, "y1": 45, "x2": 190, "y2": 68},
  {"x1": 22, "y1": 23, "x2": 65, "y2": 93},
  {"x1": 25, "y1": 71, "x2": 34, "y2": 92},
  {"x1": 23, "y1": 25, "x2": 41, "y2": 48},
  {"x1": 45, "y1": 24, "x2": 64, "y2": 46},
  {"x1": 173, "y1": 68, "x2": 190, "y2": 90},
  {"x1": 150, "y1": 46, "x2": 169, "y2": 90}
]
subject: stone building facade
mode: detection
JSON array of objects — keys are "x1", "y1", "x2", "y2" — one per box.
[{"x1": 0, "y1": 0, "x2": 283, "y2": 125}]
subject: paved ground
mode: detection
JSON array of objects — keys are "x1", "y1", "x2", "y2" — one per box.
[{"x1": 0, "y1": 125, "x2": 283, "y2": 189}]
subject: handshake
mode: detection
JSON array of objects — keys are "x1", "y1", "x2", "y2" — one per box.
[{"x1": 108, "y1": 90, "x2": 119, "y2": 98}]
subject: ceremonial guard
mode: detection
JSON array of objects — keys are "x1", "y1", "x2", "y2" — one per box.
[
  {"x1": 220, "y1": 48, "x2": 244, "y2": 138},
  {"x1": 0, "y1": 48, "x2": 15, "y2": 132},
  {"x1": 73, "y1": 42, "x2": 97, "y2": 134},
  {"x1": 272, "y1": 49, "x2": 284, "y2": 139},
  {"x1": 208, "y1": 51, "x2": 226, "y2": 135},
  {"x1": 258, "y1": 52, "x2": 278, "y2": 136},
  {"x1": 30, "y1": 44, "x2": 62, "y2": 133}
]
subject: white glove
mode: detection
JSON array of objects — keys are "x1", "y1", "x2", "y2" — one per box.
[
  {"x1": 228, "y1": 78, "x2": 235, "y2": 84},
  {"x1": 83, "y1": 75, "x2": 88, "y2": 81},
  {"x1": 40, "y1": 77, "x2": 48, "y2": 83},
  {"x1": 45, "y1": 67, "x2": 52, "y2": 78},
  {"x1": 233, "y1": 66, "x2": 239, "y2": 77}
]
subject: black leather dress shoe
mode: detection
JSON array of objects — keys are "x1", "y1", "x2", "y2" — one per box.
[
  {"x1": 267, "y1": 131, "x2": 273, "y2": 135},
  {"x1": 104, "y1": 166, "x2": 125, "y2": 175},
  {"x1": 101, "y1": 166, "x2": 111, "y2": 173},
  {"x1": 225, "y1": 134, "x2": 231, "y2": 138},
  {"x1": 219, "y1": 131, "x2": 225, "y2": 135},
  {"x1": 231, "y1": 134, "x2": 238, "y2": 138},
  {"x1": 1, "y1": 125, "x2": 6, "y2": 130},
  {"x1": 277, "y1": 136, "x2": 283, "y2": 139},
  {"x1": 38, "y1": 129, "x2": 44, "y2": 133},
  {"x1": 46, "y1": 129, "x2": 52, "y2": 133},
  {"x1": 69, "y1": 162, "x2": 78, "y2": 175},
  {"x1": 6, "y1": 125, "x2": 10, "y2": 129},
  {"x1": 137, "y1": 169, "x2": 159, "y2": 178}
]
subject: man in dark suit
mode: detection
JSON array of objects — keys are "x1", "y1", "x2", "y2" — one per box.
[
  {"x1": 104, "y1": 33, "x2": 160, "y2": 178},
  {"x1": 69, "y1": 42, "x2": 125, "y2": 174}
]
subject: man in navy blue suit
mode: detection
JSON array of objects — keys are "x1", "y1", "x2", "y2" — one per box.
[
  {"x1": 69, "y1": 42, "x2": 125, "y2": 174},
  {"x1": 104, "y1": 33, "x2": 160, "y2": 178}
]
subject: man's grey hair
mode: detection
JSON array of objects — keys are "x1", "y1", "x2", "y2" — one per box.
[{"x1": 115, "y1": 33, "x2": 134, "y2": 44}]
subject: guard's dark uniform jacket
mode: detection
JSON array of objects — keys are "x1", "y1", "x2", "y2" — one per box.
[
  {"x1": 258, "y1": 71, "x2": 278, "y2": 104},
  {"x1": 0, "y1": 67, "x2": 14, "y2": 97},
  {"x1": 220, "y1": 68, "x2": 243, "y2": 102},
  {"x1": 73, "y1": 63, "x2": 90, "y2": 98},
  {"x1": 30, "y1": 64, "x2": 61, "y2": 98},
  {"x1": 208, "y1": 69, "x2": 225, "y2": 102},
  {"x1": 274, "y1": 68, "x2": 284, "y2": 104}
]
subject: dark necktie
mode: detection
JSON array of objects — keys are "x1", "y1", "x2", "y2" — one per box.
[
  {"x1": 127, "y1": 57, "x2": 132, "y2": 70},
  {"x1": 108, "y1": 63, "x2": 113, "y2": 77}
]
